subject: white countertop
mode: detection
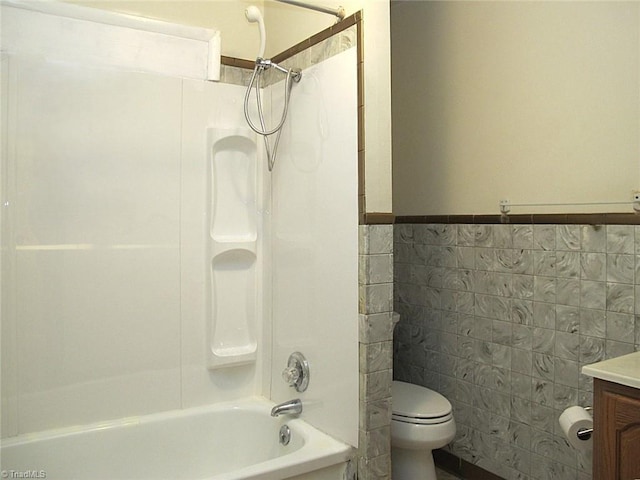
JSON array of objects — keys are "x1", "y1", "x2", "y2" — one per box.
[{"x1": 582, "y1": 351, "x2": 640, "y2": 389}]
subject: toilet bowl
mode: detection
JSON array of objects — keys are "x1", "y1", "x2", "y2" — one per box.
[{"x1": 391, "y1": 381, "x2": 456, "y2": 480}]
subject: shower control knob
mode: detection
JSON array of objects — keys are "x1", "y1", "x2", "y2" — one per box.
[
  {"x1": 282, "y1": 367, "x2": 300, "y2": 385},
  {"x1": 282, "y1": 352, "x2": 309, "y2": 392}
]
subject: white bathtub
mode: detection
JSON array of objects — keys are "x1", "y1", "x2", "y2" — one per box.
[{"x1": 0, "y1": 397, "x2": 353, "y2": 480}]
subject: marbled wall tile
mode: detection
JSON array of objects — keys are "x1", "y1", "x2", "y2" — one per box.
[
  {"x1": 512, "y1": 274, "x2": 534, "y2": 300},
  {"x1": 513, "y1": 225, "x2": 533, "y2": 249},
  {"x1": 532, "y1": 353, "x2": 554, "y2": 381},
  {"x1": 607, "y1": 254, "x2": 634, "y2": 284},
  {"x1": 359, "y1": 398, "x2": 392, "y2": 431},
  {"x1": 510, "y1": 396, "x2": 532, "y2": 424},
  {"x1": 512, "y1": 249, "x2": 533, "y2": 275},
  {"x1": 475, "y1": 364, "x2": 510, "y2": 394},
  {"x1": 554, "y1": 331, "x2": 580, "y2": 361},
  {"x1": 581, "y1": 253, "x2": 606, "y2": 281},
  {"x1": 512, "y1": 300, "x2": 534, "y2": 325},
  {"x1": 579, "y1": 335, "x2": 605, "y2": 364},
  {"x1": 555, "y1": 305, "x2": 579, "y2": 333},
  {"x1": 534, "y1": 276, "x2": 556, "y2": 303},
  {"x1": 607, "y1": 225, "x2": 634, "y2": 254},
  {"x1": 394, "y1": 224, "x2": 413, "y2": 244},
  {"x1": 530, "y1": 453, "x2": 577, "y2": 480},
  {"x1": 556, "y1": 251, "x2": 580, "y2": 278},
  {"x1": 511, "y1": 372, "x2": 532, "y2": 399},
  {"x1": 511, "y1": 348, "x2": 533, "y2": 374},
  {"x1": 532, "y1": 327, "x2": 555, "y2": 354},
  {"x1": 606, "y1": 312, "x2": 634, "y2": 343},
  {"x1": 475, "y1": 225, "x2": 494, "y2": 247},
  {"x1": 476, "y1": 294, "x2": 511, "y2": 322},
  {"x1": 475, "y1": 248, "x2": 497, "y2": 272},
  {"x1": 553, "y1": 384, "x2": 579, "y2": 411},
  {"x1": 494, "y1": 225, "x2": 514, "y2": 248},
  {"x1": 605, "y1": 339, "x2": 634, "y2": 359},
  {"x1": 606, "y1": 282, "x2": 634, "y2": 313},
  {"x1": 533, "y1": 251, "x2": 556, "y2": 276},
  {"x1": 556, "y1": 279, "x2": 580, "y2": 307},
  {"x1": 360, "y1": 254, "x2": 393, "y2": 284},
  {"x1": 531, "y1": 402, "x2": 555, "y2": 432},
  {"x1": 531, "y1": 378, "x2": 554, "y2": 407},
  {"x1": 457, "y1": 224, "x2": 476, "y2": 246},
  {"x1": 533, "y1": 225, "x2": 556, "y2": 251},
  {"x1": 360, "y1": 341, "x2": 393, "y2": 373},
  {"x1": 359, "y1": 426, "x2": 390, "y2": 459},
  {"x1": 580, "y1": 281, "x2": 606, "y2": 310},
  {"x1": 582, "y1": 225, "x2": 606, "y2": 253},
  {"x1": 360, "y1": 313, "x2": 395, "y2": 344},
  {"x1": 393, "y1": 222, "x2": 640, "y2": 480},
  {"x1": 496, "y1": 249, "x2": 515, "y2": 273},
  {"x1": 513, "y1": 324, "x2": 533, "y2": 350},
  {"x1": 457, "y1": 246, "x2": 476, "y2": 269},
  {"x1": 579, "y1": 308, "x2": 605, "y2": 338},
  {"x1": 367, "y1": 225, "x2": 394, "y2": 255},
  {"x1": 554, "y1": 357, "x2": 579, "y2": 388},
  {"x1": 360, "y1": 369, "x2": 392, "y2": 401},
  {"x1": 360, "y1": 283, "x2": 393, "y2": 314},
  {"x1": 533, "y1": 302, "x2": 556, "y2": 329}
]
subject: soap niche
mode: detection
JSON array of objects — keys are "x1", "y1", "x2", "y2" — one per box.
[{"x1": 206, "y1": 128, "x2": 259, "y2": 369}]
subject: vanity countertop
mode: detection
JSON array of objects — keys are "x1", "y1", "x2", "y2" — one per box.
[{"x1": 582, "y1": 351, "x2": 640, "y2": 389}]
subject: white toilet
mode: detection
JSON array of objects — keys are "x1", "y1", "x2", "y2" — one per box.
[{"x1": 391, "y1": 381, "x2": 456, "y2": 480}]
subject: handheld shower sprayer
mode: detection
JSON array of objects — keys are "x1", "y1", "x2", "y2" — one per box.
[
  {"x1": 243, "y1": 5, "x2": 301, "y2": 172},
  {"x1": 245, "y1": 5, "x2": 266, "y2": 59}
]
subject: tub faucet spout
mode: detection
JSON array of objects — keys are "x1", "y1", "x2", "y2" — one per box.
[{"x1": 270, "y1": 398, "x2": 302, "y2": 417}]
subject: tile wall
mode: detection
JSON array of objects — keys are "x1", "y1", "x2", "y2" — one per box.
[
  {"x1": 359, "y1": 225, "x2": 395, "y2": 480},
  {"x1": 394, "y1": 223, "x2": 640, "y2": 480}
]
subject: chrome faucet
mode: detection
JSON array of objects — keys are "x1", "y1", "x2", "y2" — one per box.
[{"x1": 270, "y1": 398, "x2": 302, "y2": 417}]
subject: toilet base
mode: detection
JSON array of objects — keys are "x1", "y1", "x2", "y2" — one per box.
[{"x1": 391, "y1": 446, "x2": 437, "y2": 480}]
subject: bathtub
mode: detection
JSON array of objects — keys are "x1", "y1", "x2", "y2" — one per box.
[{"x1": 1, "y1": 397, "x2": 353, "y2": 480}]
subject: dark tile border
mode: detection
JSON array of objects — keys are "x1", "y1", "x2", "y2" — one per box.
[
  {"x1": 220, "y1": 56, "x2": 255, "y2": 69},
  {"x1": 364, "y1": 213, "x2": 395, "y2": 225},
  {"x1": 271, "y1": 11, "x2": 361, "y2": 64},
  {"x1": 395, "y1": 213, "x2": 640, "y2": 225},
  {"x1": 434, "y1": 449, "x2": 504, "y2": 480}
]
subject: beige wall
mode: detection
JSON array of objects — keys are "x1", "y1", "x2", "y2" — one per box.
[
  {"x1": 66, "y1": 0, "x2": 262, "y2": 59},
  {"x1": 392, "y1": 1, "x2": 640, "y2": 216},
  {"x1": 67, "y1": 0, "x2": 393, "y2": 214}
]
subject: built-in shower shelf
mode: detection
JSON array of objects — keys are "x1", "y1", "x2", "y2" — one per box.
[{"x1": 207, "y1": 126, "x2": 260, "y2": 370}]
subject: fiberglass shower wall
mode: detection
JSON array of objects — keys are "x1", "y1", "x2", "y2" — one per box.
[
  {"x1": 0, "y1": 2, "x2": 265, "y2": 436},
  {"x1": 1, "y1": 1, "x2": 359, "y2": 446}
]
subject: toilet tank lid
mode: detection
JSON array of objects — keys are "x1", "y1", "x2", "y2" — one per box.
[{"x1": 392, "y1": 381, "x2": 452, "y2": 418}]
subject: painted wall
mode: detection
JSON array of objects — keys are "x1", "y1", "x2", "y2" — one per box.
[
  {"x1": 66, "y1": 0, "x2": 262, "y2": 59},
  {"x1": 392, "y1": 1, "x2": 640, "y2": 216}
]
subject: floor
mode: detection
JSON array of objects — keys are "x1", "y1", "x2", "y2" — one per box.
[{"x1": 436, "y1": 467, "x2": 463, "y2": 480}]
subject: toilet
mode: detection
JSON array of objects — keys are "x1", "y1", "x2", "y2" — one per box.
[{"x1": 391, "y1": 381, "x2": 456, "y2": 480}]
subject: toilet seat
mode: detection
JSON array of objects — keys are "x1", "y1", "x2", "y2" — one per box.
[{"x1": 392, "y1": 381, "x2": 453, "y2": 425}]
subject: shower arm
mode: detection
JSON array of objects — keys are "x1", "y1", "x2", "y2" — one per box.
[
  {"x1": 274, "y1": 0, "x2": 345, "y2": 21},
  {"x1": 256, "y1": 58, "x2": 302, "y2": 81}
]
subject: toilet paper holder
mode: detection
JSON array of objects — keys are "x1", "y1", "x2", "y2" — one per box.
[{"x1": 576, "y1": 406, "x2": 593, "y2": 441}]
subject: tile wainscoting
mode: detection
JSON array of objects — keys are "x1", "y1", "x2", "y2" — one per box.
[
  {"x1": 394, "y1": 222, "x2": 640, "y2": 480},
  {"x1": 359, "y1": 225, "x2": 395, "y2": 479}
]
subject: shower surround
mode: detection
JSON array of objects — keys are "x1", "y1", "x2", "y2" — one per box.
[
  {"x1": 394, "y1": 222, "x2": 640, "y2": 480},
  {"x1": 1, "y1": 1, "x2": 359, "y2": 471}
]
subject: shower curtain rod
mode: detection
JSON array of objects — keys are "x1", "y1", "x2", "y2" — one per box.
[{"x1": 274, "y1": 0, "x2": 346, "y2": 20}]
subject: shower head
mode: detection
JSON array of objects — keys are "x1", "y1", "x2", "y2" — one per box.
[{"x1": 245, "y1": 5, "x2": 266, "y2": 59}]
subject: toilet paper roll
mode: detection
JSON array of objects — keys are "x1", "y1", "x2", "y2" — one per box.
[{"x1": 559, "y1": 406, "x2": 593, "y2": 451}]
